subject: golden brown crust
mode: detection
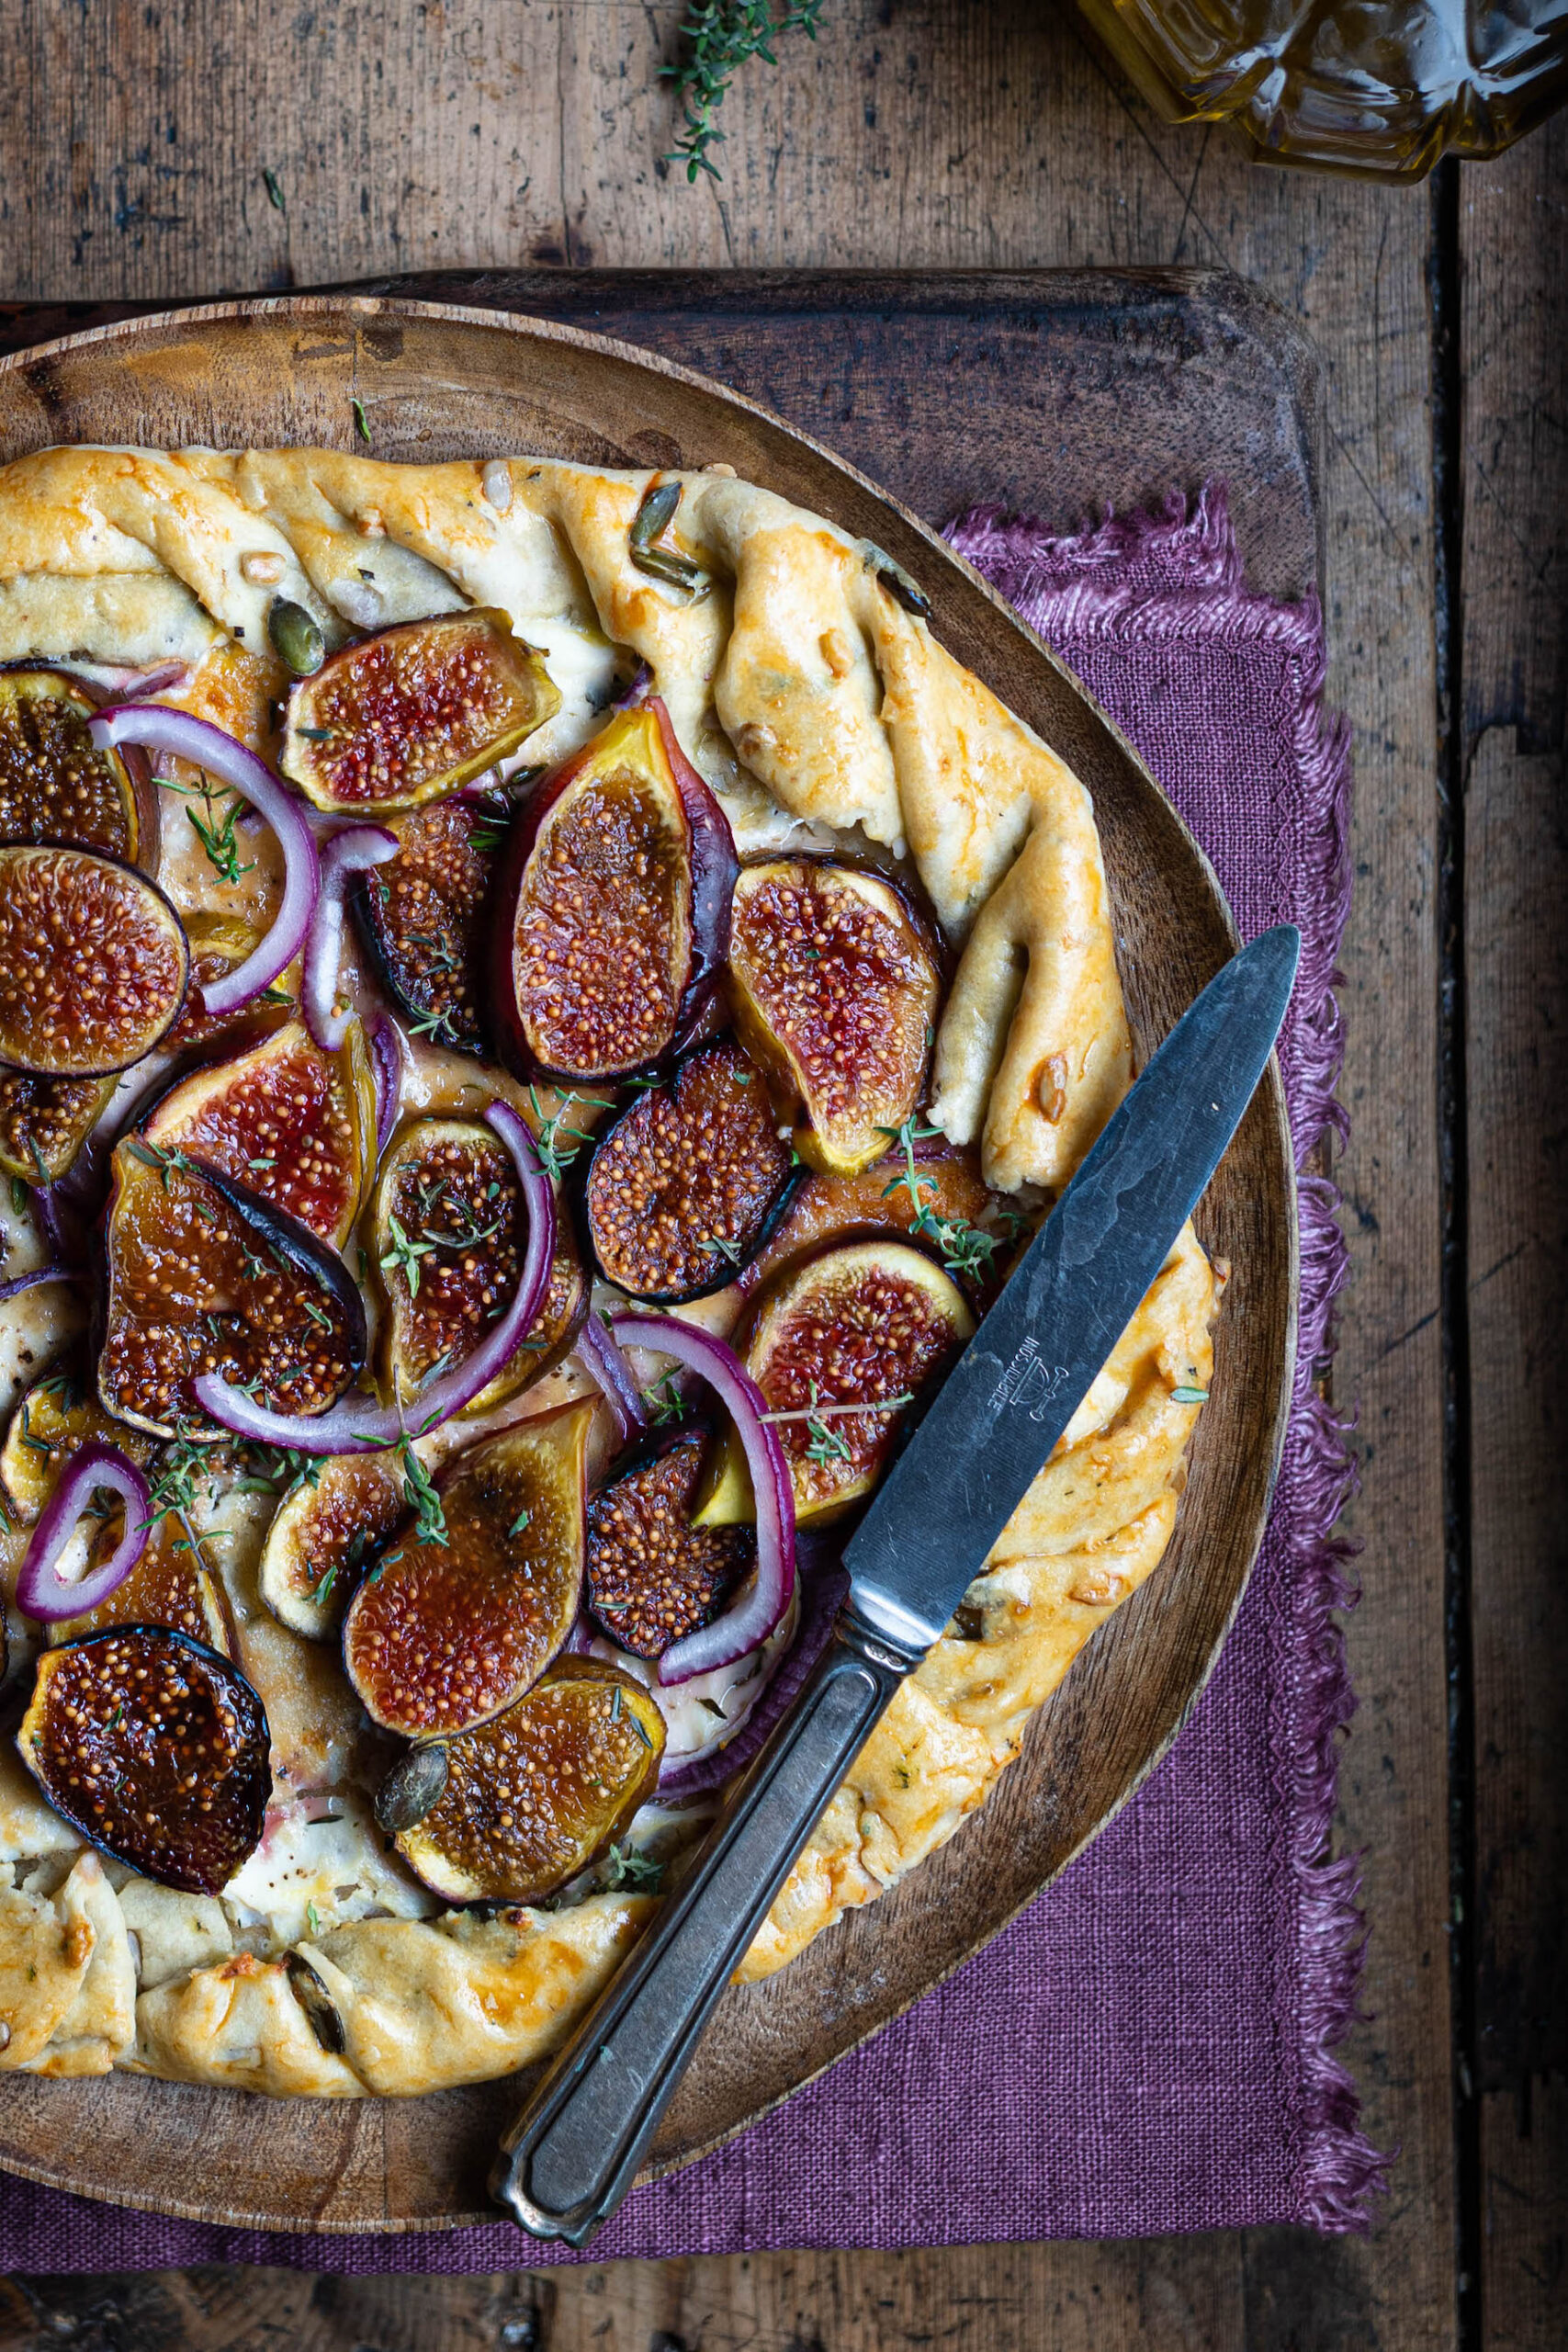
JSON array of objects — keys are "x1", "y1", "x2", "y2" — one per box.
[{"x1": 0, "y1": 443, "x2": 1215, "y2": 2096}]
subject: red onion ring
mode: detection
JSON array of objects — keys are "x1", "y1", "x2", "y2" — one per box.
[
  {"x1": 88, "y1": 706, "x2": 321, "y2": 1018},
  {"x1": 16, "y1": 1440, "x2": 152, "y2": 1621},
  {"x1": 193, "y1": 1098, "x2": 553, "y2": 1452},
  {"x1": 32, "y1": 1187, "x2": 82, "y2": 1266},
  {"x1": 368, "y1": 1016, "x2": 407, "y2": 1159},
  {"x1": 572, "y1": 1311, "x2": 649, "y2": 1444},
  {"x1": 0, "y1": 1265, "x2": 86, "y2": 1305},
  {"x1": 657, "y1": 1566, "x2": 845, "y2": 1798},
  {"x1": 303, "y1": 826, "x2": 398, "y2": 1053},
  {"x1": 609, "y1": 1312, "x2": 795, "y2": 1684}
]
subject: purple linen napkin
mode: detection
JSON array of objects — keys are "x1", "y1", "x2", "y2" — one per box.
[{"x1": 0, "y1": 484, "x2": 1386, "y2": 2270}]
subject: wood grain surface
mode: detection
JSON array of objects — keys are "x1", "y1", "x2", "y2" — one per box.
[{"x1": 0, "y1": 0, "x2": 1560, "y2": 2345}]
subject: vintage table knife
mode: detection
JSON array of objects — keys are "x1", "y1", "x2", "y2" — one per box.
[{"x1": 492, "y1": 922, "x2": 1301, "y2": 2245}]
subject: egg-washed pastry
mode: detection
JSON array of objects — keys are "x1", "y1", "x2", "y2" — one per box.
[{"x1": 0, "y1": 447, "x2": 1216, "y2": 2096}]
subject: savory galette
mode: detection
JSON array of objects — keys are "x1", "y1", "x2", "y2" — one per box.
[{"x1": 0, "y1": 447, "x2": 1216, "y2": 2097}]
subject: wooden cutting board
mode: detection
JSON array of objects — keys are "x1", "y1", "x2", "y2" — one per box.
[{"x1": 0, "y1": 266, "x2": 1320, "y2": 600}]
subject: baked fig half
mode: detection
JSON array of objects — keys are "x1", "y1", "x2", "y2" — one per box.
[
  {"x1": 98, "y1": 1142, "x2": 368, "y2": 1439},
  {"x1": 0, "y1": 845, "x2": 189, "y2": 1078},
  {"x1": 0, "y1": 1068, "x2": 118, "y2": 1187},
  {"x1": 352, "y1": 797, "x2": 500, "y2": 1054},
  {"x1": 394, "y1": 1657, "x2": 664, "y2": 1905},
  {"x1": 17, "y1": 1625, "x2": 270, "y2": 1894},
  {"x1": 139, "y1": 1018, "x2": 377, "y2": 1249},
  {"x1": 1, "y1": 1368, "x2": 157, "y2": 1523},
  {"x1": 278, "y1": 607, "x2": 560, "y2": 815},
  {"x1": 256, "y1": 1452, "x2": 404, "y2": 1641},
  {"x1": 0, "y1": 669, "x2": 157, "y2": 867},
  {"x1": 743, "y1": 1238, "x2": 974, "y2": 1523},
  {"x1": 491, "y1": 700, "x2": 737, "y2": 1084},
  {"x1": 342, "y1": 1398, "x2": 592, "y2": 1740},
  {"x1": 584, "y1": 1039, "x2": 796, "y2": 1303},
  {"x1": 728, "y1": 858, "x2": 942, "y2": 1175},
  {"x1": 372, "y1": 1115, "x2": 588, "y2": 1416},
  {"x1": 161, "y1": 913, "x2": 294, "y2": 1057},
  {"x1": 586, "y1": 1424, "x2": 755, "y2": 1660}
]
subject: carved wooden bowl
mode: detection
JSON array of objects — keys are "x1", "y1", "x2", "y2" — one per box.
[{"x1": 0, "y1": 300, "x2": 1295, "y2": 2232}]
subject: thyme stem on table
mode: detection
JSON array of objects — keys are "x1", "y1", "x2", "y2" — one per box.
[{"x1": 663, "y1": 1, "x2": 828, "y2": 184}]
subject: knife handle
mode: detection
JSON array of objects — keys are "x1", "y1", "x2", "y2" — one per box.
[{"x1": 489, "y1": 1604, "x2": 914, "y2": 2246}]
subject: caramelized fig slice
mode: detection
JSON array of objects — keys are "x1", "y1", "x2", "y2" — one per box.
[
  {"x1": 0, "y1": 670, "x2": 156, "y2": 866},
  {"x1": 728, "y1": 859, "x2": 942, "y2": 1176},
  {"x1": 0, "y1": 1067, "x2": 117, "y2": 1186},
  {"x1": 342, "y1": 1398, "x2": 592, "y2": 1739},
  {"x1": 98, "y1": 1144, "x2": 368, "y2": 1440},
  {"x1": 0, "y1": 845, "x2": 189, "y2": 1078},
  {"x1": 162, "y1": 914, "x2": 293, "y2": 1057},
  {"x1": 17, "y1": 1625, "x2": 270, "y2": 1894},
  {"x1": 745, "y1": 1238, "x2": 974, "y2": 1523},
  {"x1": 278, "y1": 608, "x2": 560, "y2": 815},
  {"x1": 747, "y1": 1139, "x2": 1025, "y2": 1305},
  {"x1": 257, "y1": 1453, "x2": 404, "y2": 1640},
  {"x1": 141, "y1": 1018, "x2": 377, "y2": 1248},
  {"x1": 586, "y1": 1425, "x2": 755, "y2": 1660},
  {"x1": 584, "y1": 1040, "x2": 796, "y2": 1303},
  {"x1": 1, "y1": 1368, "x2": 157, "y2": 1523},
  {"x1": 353, "y1": 798, "x2": 498, "y2": 1054},
  {"x1": 373, "y1": 1115, "x2": 587, "y2": 1416},
  {"x1": 395, "y1": 1657, "x2": 664, "y2": 1905},
  {"x1": 492, "y1": 701, "x2": 737, "y2": 1084},
  {"x1": 55, "y1": 1514, "x2": 234, "y2": 1655}
]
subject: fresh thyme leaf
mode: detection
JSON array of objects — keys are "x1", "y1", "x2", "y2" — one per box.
[
  {"x1": 705, "y1": 1232, "x2": 743, "y2": 1263},
  {"x1": 662, "y1": 0, "x2": 827, "y2": 184},
  {"x1": 604, "y1": 1841, "x2": 666, "y2": 1892},
  {"x1": 295, "y1": 726, "x2": 333, "y2": 743},
  {"x1": 164, "y1": 773, "x2": 256, "y2": 888},
  {"x1": 379, "y1": 1212, "x2": 437, "y2": 1297},
  {"x1": 508, "y1": 1507, "x2": 532, "y2": 1538},
  {"x1": 306, "y1": 1900, "x2": 321, "y2": 1938},
  {"x1": 263, "y1": 166, "x2": 286, "y2": 211},
  {"x1": 8, "y1": 1176, "x2": 27, "y2": 1216},
  {"x1": 352, "y1": 395, "x2": 373, "y2": 447},
  {"x1": 1170, "y1": 1385, "x2": 1209, "y2": 1405},
  {"x1": 396, "y1": 1434, "x2": 447, "y2": 1547}
]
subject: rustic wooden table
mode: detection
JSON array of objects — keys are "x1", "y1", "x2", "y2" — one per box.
[{"x1": 0, "y1": 6, "x2": 1562, "y2": 2348}]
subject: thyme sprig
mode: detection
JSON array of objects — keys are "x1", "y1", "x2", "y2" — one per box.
[
  {"x1": 163, "y1": 772, "x2": 256, "y2": 888},
  {"x1": 877, "y1": 1115, "x2": 1026, "y2": 1285},
  {"x1": 527, "y1": 1087, "x2": 613, "y2": 1182},
  {"x1": 395, "y1": 1433, "x2": 447, "y2": 1548},
  {"x1": 664, "y1": 1, "x2": 828, "y2": 184}
]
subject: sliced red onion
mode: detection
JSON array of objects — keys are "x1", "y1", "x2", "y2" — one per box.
[
  {"x1": 562, "y1": 1612, "x2": 596, "y2": 1657},
  {"x1": 88, "y1": 705, "x2": 321, "y2": 1017},
  {"x1": 572, "y1": 1311, "x2": 649, "y2": 1444},
  {"x1": 0, "y1": 1264, "x2": 86, "y2": 1305},
  {"x1": 368, "y1": 1016, "x2": 407, "y2": 1158},
  {"x1": 193, "y1": 1098, "x2": 553, "y2": 1452},
  {"x1": 303, "y1": 826, "x2": 398, "y2": 1053},
  {"x1": 32, "y1": 1187, "x2": 81, "y2": 1266},
  {"x1": 613, "y1": 659, "x2": 653, "y2": 712},
  {"x1": 609, "y1": 1312, "x2": 795, "y2": 1685},
  {"x1": 658, "y1": 1566, "x2": 845, "y2": 1798},
  {"x1": 16, "y1": 1440, "x2": 151, "y2": 1621}
]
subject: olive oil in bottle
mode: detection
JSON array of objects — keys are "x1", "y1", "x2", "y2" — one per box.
[{"x1": 1077, "y1": 0, "x2": 1568, "y2": 178}]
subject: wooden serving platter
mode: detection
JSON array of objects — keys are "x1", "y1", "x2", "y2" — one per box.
[{"x1": 0, "y1": 288, "x2": 1300, "y2": 2233}]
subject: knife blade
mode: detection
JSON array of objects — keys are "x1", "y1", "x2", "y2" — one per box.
[{"x1": 491, "y1": 922, "x2": 1300, "y2": 2247}]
